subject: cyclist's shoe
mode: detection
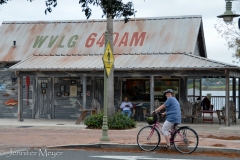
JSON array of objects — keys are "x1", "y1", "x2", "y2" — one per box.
[{"x1": 164, "y1": 145, "x2": 171, "y2": 149}]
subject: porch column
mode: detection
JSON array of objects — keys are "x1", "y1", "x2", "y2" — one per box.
[
  {"x1": 82, "y1": 75, "x2": 87, "y2": 110},
  {"x1": 233, "y1": 77, "x2": 236, "y2": 105},
  {"x1": 238, "y1": 78, "x2": 240, "y2": 119},
  {"x1": 51, "y1": 77, "x2": 55, "y2": 119},
  {"x1": 150, "y1": 75, "x2": 154, "y2": 113},
  {"x1": 225, "y1": 70, "x2": 230, "y2": 126},
  {"x1": 32, "y1": 77, "x2": 36, "y2": 119},
  {"x1": 17, "y1": 73, "x2": 23, "y2": 121},
  {"x1": 200, "y1": 78, "x2": 202, "y2": 100},
  {"x1": 193, "y1": 78, "x2": 195, "y2": 101}
]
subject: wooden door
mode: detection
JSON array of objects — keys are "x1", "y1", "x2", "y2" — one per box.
[{"x1": 34, "y1": 78, "x2": 53, "y2": 119}]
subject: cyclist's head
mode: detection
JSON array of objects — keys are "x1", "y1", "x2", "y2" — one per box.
[
  {"x1": 164, "y1": 89, "x2": 174, "y2": 98},
  {"x1": 124, "y1": 97, "x2": 128, "y2": 102}
]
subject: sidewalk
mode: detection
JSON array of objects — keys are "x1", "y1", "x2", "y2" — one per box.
[{"x1": 0, "y1": 117, "x2": 239, "y2": 153}]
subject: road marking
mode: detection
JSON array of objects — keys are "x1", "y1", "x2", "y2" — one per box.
[{"x1": 90, "y1": 155, "x2": 199, "y2": 160}]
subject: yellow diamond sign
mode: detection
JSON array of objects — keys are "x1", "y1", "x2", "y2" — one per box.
[{"x1": 102, "y1": 42, "x2": 114, "y2": 77}]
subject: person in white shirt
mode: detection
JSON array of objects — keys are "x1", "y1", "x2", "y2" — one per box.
[{"x1": 120, "y1": 97, "x2": 133, "y2": 118}]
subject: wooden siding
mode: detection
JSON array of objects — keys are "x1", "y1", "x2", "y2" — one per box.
[{"x1": 0, "y1": 69, "x2": 32, "y2": 118}]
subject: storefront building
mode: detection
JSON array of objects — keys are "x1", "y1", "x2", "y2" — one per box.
[{"x1": 0, "y1": 15, "x2": 239, "y2": 121}]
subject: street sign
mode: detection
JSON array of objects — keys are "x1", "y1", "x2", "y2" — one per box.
[{"x1": 102, "y1": 42, "x2": 114, "y2": 77}]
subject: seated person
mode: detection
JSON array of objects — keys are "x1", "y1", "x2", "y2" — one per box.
[
  {"x1": 201, "y1": 97, "x2": 210, "y2": 110},
  {"x1": 120, "y1": 97, "x2": 133, "y2": 118}
]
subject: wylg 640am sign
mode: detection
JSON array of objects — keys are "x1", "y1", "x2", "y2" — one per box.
[{"x1": 32, "y1": 32, "x2": 147, "y2": 49}]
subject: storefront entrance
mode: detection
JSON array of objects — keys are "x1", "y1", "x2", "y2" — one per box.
[
  {"x1": 33, "y1": 78, "x2": 53, "y2": 119},
  {"x1": 121, "y1": 78, "x2": 180, "y2": 121}
]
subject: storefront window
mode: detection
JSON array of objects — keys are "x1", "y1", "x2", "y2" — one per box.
[
  {"x1": 154, "y1": 79, "x2": 179, "y2": 102},
  {"x1": 121, "y1": 78, "x2": 179, "y2": 103},
  {"x1": 122, "y1": 79, "x2": 150, "y2": 102}
]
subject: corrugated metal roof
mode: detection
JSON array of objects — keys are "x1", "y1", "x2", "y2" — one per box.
[
  {"x1": 0, "y1": 16, "x2": 204, "y2": 62},
  {"x1": 10, "y1": 53, "x2": 239, "y2": 71}
]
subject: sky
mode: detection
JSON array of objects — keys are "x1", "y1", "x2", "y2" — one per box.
[{"x1": 0, "y1": 0, "x2": 239, "y2": 65}]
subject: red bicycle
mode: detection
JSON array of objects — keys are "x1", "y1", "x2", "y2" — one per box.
[{"x1": 137, "y1": 112, "x2": 199, "y2": 154}]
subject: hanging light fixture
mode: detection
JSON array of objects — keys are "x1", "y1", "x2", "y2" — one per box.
[{"x1": 217, "y1": 0, "x2": 240, "y2": 23}]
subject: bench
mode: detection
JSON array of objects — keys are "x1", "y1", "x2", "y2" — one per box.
[{"x1": 75, "y1": 100, "x2": 96, "y2": 125}]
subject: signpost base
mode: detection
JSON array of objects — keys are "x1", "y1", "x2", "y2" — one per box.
[{"x1": 100, "y1": 116, "x2": 110, "y2": 141}]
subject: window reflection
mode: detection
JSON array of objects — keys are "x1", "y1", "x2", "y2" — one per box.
[
  {"x1": 121, "y1": 78, "x2": 179, "y2": 103},
  {"x1": 154, "y1": 79, "x2": 179, "y2": 102}
]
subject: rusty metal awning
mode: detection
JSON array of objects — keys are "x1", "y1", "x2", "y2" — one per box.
[
  {"x1": 0, "y1": 15, "x2": 206, "y2": 62},
  {"x1": 9, "y1": 53, "x2": 239, "y2": 71}
]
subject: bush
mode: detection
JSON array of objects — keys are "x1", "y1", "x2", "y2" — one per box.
[
  {"x1": 84, "y1": 112, "x2": 136, "y2": 130},
  {"x1": 108, "y1": 113, "x2": 136, "y2": 129},
  {"x1": 84, "y1": 112, "x2": 103, "y2": 129}
]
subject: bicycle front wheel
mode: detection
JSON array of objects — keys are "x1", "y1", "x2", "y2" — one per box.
[
  {"x1": 173, "y1": 127, "x2": 199, "y2": 154},
  {"x1": 137, "y1": 126, "x2": 160, "y2": 151}
]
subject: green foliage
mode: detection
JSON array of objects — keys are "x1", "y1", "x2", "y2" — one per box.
[
  {"x1": 0, "y1": 0, "x2": 8, "y2": 5},
  {"x1": 187, "y1": 83, "x2": 200, "y2": 89},
  {"x1": 0, "y1": 0, "x2": 33, "y2": 5},
  {"x1": 108, "y1": 113, "x2": 136, "y2": 129},
  {"x1": 84, "y1": 111, "x2": 104, "y2": 129},
  {"x1": 215, "y1": 19, "x2": 240, "y2": 64},
  {"x1": 79, "y1": 0, "x2": 136, "y2": 22},
  {"x1": 84, "y1": 112, "x2": 136, "y2": 129}
]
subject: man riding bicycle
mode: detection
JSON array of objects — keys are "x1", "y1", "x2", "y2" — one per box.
[{"x1": 152, "y1": 89, "x2": 181, "y2": 149}]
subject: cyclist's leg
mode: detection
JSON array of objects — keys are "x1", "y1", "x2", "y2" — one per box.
[
  {"x1": 169, "y1": 125, "x2": 176, "y2": 144},
  {"x1": 162, "y1": 120, "x2": 174, "y2": 147}
]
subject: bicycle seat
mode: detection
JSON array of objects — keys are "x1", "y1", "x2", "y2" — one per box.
[{"x1": 174, "y1": 123, "x2": 179, "y2": 127}]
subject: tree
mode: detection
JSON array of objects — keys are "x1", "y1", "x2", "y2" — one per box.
[
  {"x1": 0, "y1": 0, "x2": 136, "y2": 116},
  {"x1": 215, "y1": 19, "x2": 240, "y2": 65},
  {"x1": 0, "y1": 0, "x2": 135, "y2": 23}
]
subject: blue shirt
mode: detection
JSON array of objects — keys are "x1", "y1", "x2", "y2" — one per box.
[{"x1": 164, "y1": 97, "x2": 181, "y2": 124}]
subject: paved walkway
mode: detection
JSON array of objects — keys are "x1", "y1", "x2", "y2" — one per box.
[{"x1": 0, "y1": 116, "x2": 239, "y2": 153}]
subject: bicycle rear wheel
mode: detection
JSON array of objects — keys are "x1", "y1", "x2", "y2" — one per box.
[
  {"x1": 173, "y1": 127, "x2": 198, "y2": 154},
  {"x1": 137, "y1": 126, "x2": 160, "y2": 151}
]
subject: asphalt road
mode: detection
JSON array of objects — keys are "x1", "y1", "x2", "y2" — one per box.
[{"x1": 0, "y1": 149, "x2": 238, "y2": 160}]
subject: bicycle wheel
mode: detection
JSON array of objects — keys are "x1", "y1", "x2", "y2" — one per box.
[
  {"x1": 137, "y1": 126, "x2": 160, "y2": 151},
  {"x1": 173, "y1": 127, "x2": 198, "y2": 154}
]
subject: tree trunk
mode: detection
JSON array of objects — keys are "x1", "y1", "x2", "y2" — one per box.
[{"x1": 106, "y1": 16, "x2": 115, "y2": 116}]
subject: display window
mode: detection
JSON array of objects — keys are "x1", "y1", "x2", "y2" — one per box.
[
  {"x1": 154, "y1": 79, "x2": 179, "y2": 102},
  {"x1": 122, "y1": 79, "x2": 150, "y2": 102},
  {"x1": 121, "y1": 78, "x2": 179, "y2": 102}
]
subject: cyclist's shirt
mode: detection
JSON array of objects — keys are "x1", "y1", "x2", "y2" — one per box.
[{"x1": 164, "y1": 97, "x2": 181, "y2": 124}]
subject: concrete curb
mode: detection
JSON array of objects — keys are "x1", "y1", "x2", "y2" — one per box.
[{"x1": 47, "y1": 143, "x2": 240, "y2": 153}]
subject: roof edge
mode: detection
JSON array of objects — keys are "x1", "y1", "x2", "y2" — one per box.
[{"x1": 2, "y1": 15, "x2": 202, "y2": 24}]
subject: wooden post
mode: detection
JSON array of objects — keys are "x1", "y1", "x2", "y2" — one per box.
[
  {"x1": 233, "y1": 77, "x2": 236, "y2": 105},
  {"x1": 200, "y1": 78, "x2": 202, "y2": 100},
  {"x1": 32, "y1": 77, "x2": 35, "y2": 119},
  {"x1": 17, "y1": 73, "x2": 23, "y2": 121},
  {"x1": 51, "y1": 77, "x2": 55, "y2": 119},
  {"x1": 225, "y1": 70, "x2": 230, "y2": 126},
  {"x1": 150, "y1": 75, "x2": 154, "y2": 113},
  {"x1": 238, "y1": 78, "x2": 240, "y2": 119},
  {"x1": 193, "y1": 78, "x2": 195, "y2": 101},
  {"x1": 82, "y1": 75, "x2": 87, "y2": 110},
  {"x1": 184, "y1": 77, "x2": 188, "y2": 101}
]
